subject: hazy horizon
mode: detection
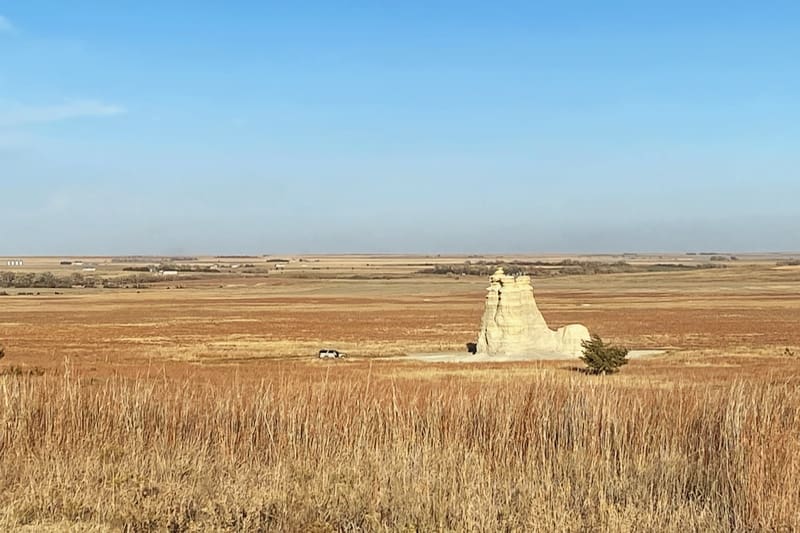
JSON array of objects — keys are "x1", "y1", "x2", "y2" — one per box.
[
  {"x1": 2, "y1": 2, "x2": 799, "y2": 255},
  {"x1": 2, "y1": 248, "x2": 799, "y2": 258}
]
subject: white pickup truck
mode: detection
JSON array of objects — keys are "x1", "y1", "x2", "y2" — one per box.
[{"x1": 318, "y1": 349, "x2": 347, "y2": 359}]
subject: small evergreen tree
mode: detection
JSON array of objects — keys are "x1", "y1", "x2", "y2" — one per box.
[{"x1": 580, "y1": 334, "x2": 628, "y2": 375}]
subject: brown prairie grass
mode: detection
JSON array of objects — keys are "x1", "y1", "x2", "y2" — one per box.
[{"x1": 1, "y1": 365, "x2": 799, "y2": 532}]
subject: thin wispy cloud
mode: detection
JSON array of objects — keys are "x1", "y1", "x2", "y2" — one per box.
[
  {"x1": 0, "y1": 99, "x2": 126, "y2": 127},
  {"x1": 0, "y1": 15, "x2": 14, "y2": 33}
]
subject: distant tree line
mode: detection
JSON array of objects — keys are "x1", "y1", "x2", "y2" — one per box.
[
  {"x1": 418, "y1": 260, "x2": 724, "y2": 278},
  {"x1": 0, "y1": 272, "x2": 87, "y2": 288},
  {"x1": 0, "y1": 272, "x2": 166, "y2": 289}
]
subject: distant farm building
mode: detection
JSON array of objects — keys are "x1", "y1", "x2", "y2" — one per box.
[
  {"x1": 6, "y1": 259, "x2": 24, "y2": 267},
  {"x1": 160, "y1": 270, "x2": 178, "y2": 276},
  {"x1": 274, "y1": 263, "x2": 286, "y2": 270},
  {"x1": 82, "y1": 267, "x2": 97, "y2": 272}
]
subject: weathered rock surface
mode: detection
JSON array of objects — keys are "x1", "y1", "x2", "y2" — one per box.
[{"x1": 475, "y1": 268, "x2": 590, "y2": 358}]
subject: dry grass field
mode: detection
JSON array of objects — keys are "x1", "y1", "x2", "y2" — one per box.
[{"x1": 1, "y1": 254, "x2": 799, "y2": 530}]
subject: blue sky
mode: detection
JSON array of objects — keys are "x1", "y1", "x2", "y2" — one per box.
[{"x1": 1, "y1": 1, "x2": 798, "y2": 254}]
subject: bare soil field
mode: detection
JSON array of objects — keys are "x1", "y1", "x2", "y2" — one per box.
[{"x1": 1, "y1": 254, "x2": 799, "y2": 530}]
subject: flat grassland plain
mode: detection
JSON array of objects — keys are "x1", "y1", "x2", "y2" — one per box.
[{"x1": 1, "y1": 254, "x2": 799, "y2": 531}]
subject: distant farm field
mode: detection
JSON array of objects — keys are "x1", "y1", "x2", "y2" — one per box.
[{"x1": 1, "y1": 254, "x2": 799, "y2": 530}]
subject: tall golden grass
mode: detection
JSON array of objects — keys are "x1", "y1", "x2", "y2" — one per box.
[{"x1": 1, "y1": 366, "x2": 798, "y2": 531}]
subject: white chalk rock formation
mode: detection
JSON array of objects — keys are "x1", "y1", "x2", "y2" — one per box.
[{"x1": 475, "y1": 268, "x2": 590, "y2": 358}]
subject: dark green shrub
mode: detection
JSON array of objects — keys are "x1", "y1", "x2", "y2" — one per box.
[{"x1": 580, "y1": 334, "x2": 629, "y2": 375}]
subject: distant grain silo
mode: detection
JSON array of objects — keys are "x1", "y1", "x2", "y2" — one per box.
[{"x1": 6, "y1": 259, "x2": 23, "y2": 267}]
